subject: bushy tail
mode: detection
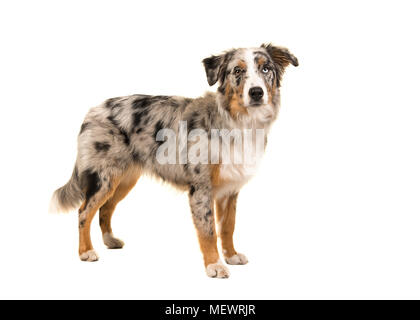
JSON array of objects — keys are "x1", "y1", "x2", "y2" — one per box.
[{"x1": 49, "y1": 167, "x2": 84, "y2": 213}]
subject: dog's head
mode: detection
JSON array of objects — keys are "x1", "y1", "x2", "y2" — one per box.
[{"x1": 203, "y1": 44, "x2": 298, "y2": 118}]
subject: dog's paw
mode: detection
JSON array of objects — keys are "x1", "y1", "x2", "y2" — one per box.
[
  {"x1": 103, "y1": 232, "x2": 125, "y2": 249},
  {"x1": 225, "y1": 253, "x2": 248, "y2": 265},
  {"x1": 206, "y1": 261, "x2": 230, "y2": 278},
  {"x1": 80, "y1": 250, "x2": 99, "y2": 262}
]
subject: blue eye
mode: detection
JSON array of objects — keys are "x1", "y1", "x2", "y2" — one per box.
[{"x1": 262, "y1": 66, "x2": 270, "y2": 73}]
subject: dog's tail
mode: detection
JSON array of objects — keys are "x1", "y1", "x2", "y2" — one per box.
[{"x1": 49, "y1": 167, "x2": 84, "y2": 213}]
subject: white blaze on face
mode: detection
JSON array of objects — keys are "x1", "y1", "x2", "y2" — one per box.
[{"x1": 243, "y1": 49, "x2": 268, "y2": 107}]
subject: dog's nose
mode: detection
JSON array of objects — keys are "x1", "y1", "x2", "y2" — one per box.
[{"x1": 249, "y1": 87, "x2": 264, "y2": 101}]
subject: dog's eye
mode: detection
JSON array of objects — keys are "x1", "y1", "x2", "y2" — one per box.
[
  {"x1": 233, "y1": 67, "x2": 243, "y2": 75},
  {"x1": 262, "y1": 66, "x2": 270, "y2": 74}
]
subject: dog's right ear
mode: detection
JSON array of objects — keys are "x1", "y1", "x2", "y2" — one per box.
[{"x1": 202, "y1": 54, "x2": 224, "y2": 86}]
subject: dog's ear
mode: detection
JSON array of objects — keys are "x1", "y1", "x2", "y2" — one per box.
[
  {"x1": 261, "y1": 43, "x2": 299, "y2": 68},
  {"x1": 202, "y1": 54, "x2": 225, "y2": 86}
]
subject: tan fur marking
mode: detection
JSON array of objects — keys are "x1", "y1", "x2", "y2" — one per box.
[
  {"x1": 237, "y1": 60, "x2": 246, "y2": 69},
  {"x1": 257, "y1": 56, "x2": 266, "y2": 67},
  {"x1": 99, "y1": 166, "x2": 141, "y2": 235},
  {"x1": 211, "y1": 164, "x2": 222, "y2": 188},
  {"x1": 79, "y1": 200, "x2": 87, "y2": 212},
  {"x1": 225, "y1": 82, "x2": 248, "y2": 119},
  {"x1": 197, "y1": 231, "x2": 220, "y2": 267},
  {"x1": 78, "y1": 175, "x2": 122, "y2": 255},
  {"x1": 215, "y1": 193, "x2": 238, "y2": 258}
]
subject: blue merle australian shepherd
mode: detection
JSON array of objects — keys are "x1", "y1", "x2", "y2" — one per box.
[{"x1": 50, "y1": 44, "x2": 298, "y2": 278}]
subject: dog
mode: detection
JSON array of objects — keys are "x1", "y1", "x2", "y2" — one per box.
[{"x1": 50, "y1": 44, "x2": 298, "y2": 278}]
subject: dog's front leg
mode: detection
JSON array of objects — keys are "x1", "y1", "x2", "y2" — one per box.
[
  {"x1": 215, "y1": 193, "x2": 248, "y2": 265},
  {"x1": 189, "y1": 184, "x2": 230, "y2": 278}
]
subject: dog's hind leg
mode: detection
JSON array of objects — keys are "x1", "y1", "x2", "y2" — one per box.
[
  {"x1": 78, "y1": 172, "x2": 121, "y2": 261},
  {"x1": 189, "y1": 184, "x2": 230, "y2": 278},
  {"x1": 99, "y1": 166, "x2": 141, "y2": 249},
  {"x1": 215, "y1": 193, "x2": 248, "y2": 265}
]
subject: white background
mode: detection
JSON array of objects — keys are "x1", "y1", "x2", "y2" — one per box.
[{"x1": 0, "y1": 0, "x2": 419, "y2": 299}]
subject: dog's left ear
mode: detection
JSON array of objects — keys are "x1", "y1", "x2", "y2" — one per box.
[
  {"x1": 261, "y1": 43, "x2": 299, "y2": 68},
  {"x1": 202, "y1": 54, "x2": 225, "y2": 86}
]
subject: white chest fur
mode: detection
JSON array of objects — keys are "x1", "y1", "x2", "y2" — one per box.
[
  {"x1": 214, "y1": 162, "x2": 261, "y2": 200},
  {"x1": 214, "y1": 130, "x2": 265, "y2": 199}
]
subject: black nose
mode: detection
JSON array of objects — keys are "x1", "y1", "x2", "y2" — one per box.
[{"x1": 249, "y1": 87, "x2": 264, "y2": 101}]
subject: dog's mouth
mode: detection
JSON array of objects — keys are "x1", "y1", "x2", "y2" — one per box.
[{"x1": 247, "y1": 101, "x2": 264, "y2": 107}]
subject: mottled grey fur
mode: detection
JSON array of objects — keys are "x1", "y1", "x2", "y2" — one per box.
[{"x1": 50, "y1": 44, "x2": 298, "y2": 267}]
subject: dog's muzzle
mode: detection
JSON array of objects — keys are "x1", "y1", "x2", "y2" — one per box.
[{"x1": 248, "y1": 87, "x2": 264, "y2": 106}]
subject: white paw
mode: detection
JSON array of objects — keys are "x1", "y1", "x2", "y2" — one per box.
[
  {"x1": 80, "y1": 250, "x2": 99, "y2": 262},
  {"x1": 103, "y1": 232, "x2": 125, "y2": 249},
  {"x1": 225, "y1": 253, "x2": 248, "y2": 265},
  {"x1": 206, "y1": 260, "x2": 230, "y2": 278}
]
